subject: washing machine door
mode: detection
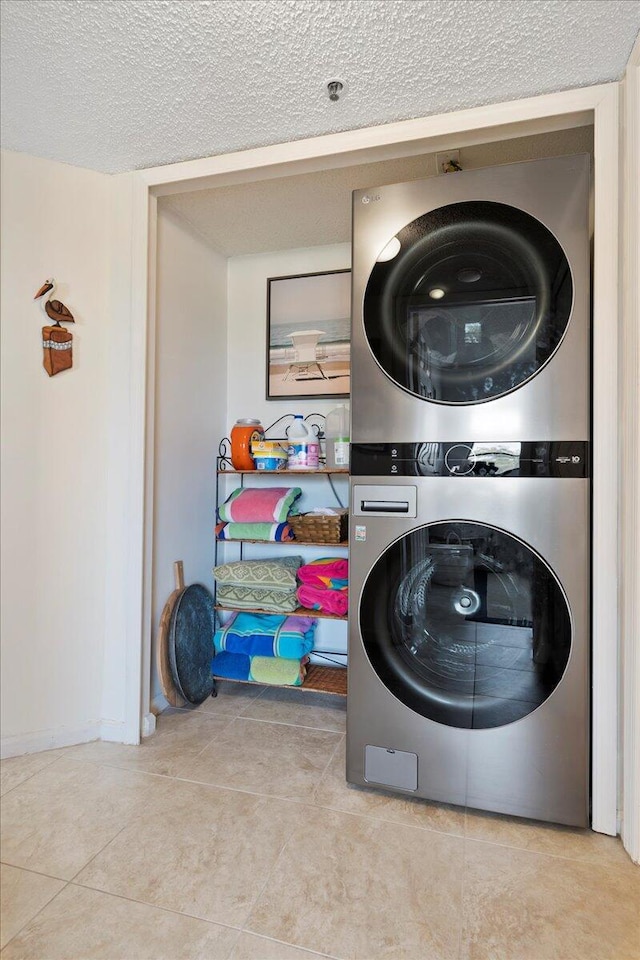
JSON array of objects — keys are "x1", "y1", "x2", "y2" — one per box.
[
  {"x1": 363, "y1": 201, "x2": 573, "y2": 403},
  {"x1": 359, "y1": 521, "x2": 572, "y2": 729}
]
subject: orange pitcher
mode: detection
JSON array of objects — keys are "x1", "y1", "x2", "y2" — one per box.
[{"x1": 230, "y1": 419, "x2": 264, "y2": 470}]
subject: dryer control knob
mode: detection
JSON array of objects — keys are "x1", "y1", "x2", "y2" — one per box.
[{"x1": 444, "y1": 444, "x2": 475, "y2": 475}]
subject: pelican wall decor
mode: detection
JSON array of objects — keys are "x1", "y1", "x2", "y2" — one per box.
[{"x1": 34, "y1": 278, "x2": 75, "y2": 377}]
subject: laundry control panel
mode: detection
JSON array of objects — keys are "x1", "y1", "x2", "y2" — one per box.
[{"x1": 350, "y1": 441, "x2": 590, "y2": 478}]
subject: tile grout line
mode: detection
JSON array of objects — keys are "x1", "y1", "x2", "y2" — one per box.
[
  {"x1": 462, "y1": 831, "x2": 632, "y2": 867},
  {"x1": 9, "y1": 753, "x2": 622, "y2": 869},
  {"x1": 235, "y1": 713, "x2": 347, "y2": 734},
  {"x1": 223, "y1": 731, "x2": 346, "y2": 947},
  {"x1": 64, "y1": 879, "x2": 245, "y2": 937},
  {"x1": 217, "y1": 817, "x2": 294, "y2": 941},
  {"x1": 310, "y1": 732, "x2": 345, "y2": 805},
  {"x1": 167, "y1": 712, "x2": 239, "y2": 779},
  {"x1": 0, "y1": 862, "x2": 68, "y2": 884},
  {"x1": 235, "y1": 811, "x2": 340, "y2": 958},
  {"x1": 460, "y1": 804, "x2": 470, "y2": 960},
  {"x1": 162, "y1": 769, "x2": 468, "y2": 842},
  {"x1": 41, "y1": 743, "x2": 626, "y2": 869},
  {"x1": 307, "y1": 798, "x2": 467, "y2": 841},
  {"x1": 67, "y1": 823, "x2": 132, "y2": 885},
  {"x1": 0, "y1": 753, "x2": 65, "y2": 797},
  {"x1": 0, "y1": 873, "x2": 71, "y2": 953},
  {"x1": 26, "y1": 754, "x2": 209, "y2": 786},
  {"x1": 235, "y1": 930, "x2": 342, "y2": 960},
  {"x1": 56, "y1": 750, "x2": 333, "y2": 953},
  {"x1": 62, "y1": 820, "x2": 251, "y2": 940},
  {"x1": 205, "y1": 711, "x2": 347, "y2": 735}
]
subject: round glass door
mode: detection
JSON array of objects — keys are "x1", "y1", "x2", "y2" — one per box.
[
  {"x1": 363, "y1": 201, "x2": 573, "y2": 403},
  {"x1": 359, "y1": 522, "x2": 571, "y2": 729}
]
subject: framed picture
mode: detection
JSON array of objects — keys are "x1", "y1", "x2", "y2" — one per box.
[{"x1": 266, "y1": 269, "x2": 351, "y2": 400}]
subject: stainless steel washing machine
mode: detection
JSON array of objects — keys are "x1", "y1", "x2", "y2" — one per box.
[
  {"x1": 346, "y1": 441, "x2": 590, "y2": 826},
  {"x1": 351, "y1": 155, "x2": 590, "y2": 442}
]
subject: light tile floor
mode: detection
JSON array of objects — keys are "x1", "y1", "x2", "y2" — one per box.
[{"x1": 1, "y1": 682, "x2": 638, "y2": 960}]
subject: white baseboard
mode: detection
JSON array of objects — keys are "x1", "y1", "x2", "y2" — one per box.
[
  {"x1": 99, "y1": 718, "x2": 139, "y2": 745},
  {"x1": 0, "y1": 721, "x2": 101, "y2": 760},
  {"x1": 141, "y1": 713, "x2": 156, "y2": 738},
  {"x1": 0, "y1": 717, "x2": 144, "y2": 758},
  {"x1": 151, "y1": 692, "x2": 169, "y2": 716}
]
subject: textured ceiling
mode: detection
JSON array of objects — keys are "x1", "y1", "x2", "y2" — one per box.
[
  {"x1": 1, "y1": 0, "x2": 637, "y2": 175},
  {"x1": 160, "y1": 126, "x2": 594, "y2": 256}
]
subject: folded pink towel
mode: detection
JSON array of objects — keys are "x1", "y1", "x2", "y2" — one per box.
[
  {"x1": 217, "y1": 487, "x2": 302, "y2": 523},
  {"x1": 298, "y1": 557, "x2": 349, "y2": 588},
  {"x1": 297, "y1": 583, "x2": 349, "y2": 616}
]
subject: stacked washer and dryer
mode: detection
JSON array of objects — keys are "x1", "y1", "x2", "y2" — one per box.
[{"x1": 347, "y1": 155, "x2": 591, "y2": 826}]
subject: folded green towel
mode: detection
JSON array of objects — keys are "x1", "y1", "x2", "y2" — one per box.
[
  {"x1": 213, "y1": 556, "x2": 302, "y2": 589},
  {"x1": 216, "y1": 521, "x2": 294, "y2": 542},
  {"x1": 216, "y1": 583, "x2": 299, "y2": 613},
  {"x1": 249, "y1": 656, "x2": 305, "y2": 686}
]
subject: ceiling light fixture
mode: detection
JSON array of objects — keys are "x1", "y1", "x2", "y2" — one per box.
[{"x1": 429, "y1": 288, "x2": 446, "y2": 300}]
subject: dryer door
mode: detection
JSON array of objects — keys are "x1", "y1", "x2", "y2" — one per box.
[
  {"x1": 363, "y1": 202, "x2": 573, "y2": 404},
  {"x1": 359, "y1": 521, "x2": 572, "y2": 729}
]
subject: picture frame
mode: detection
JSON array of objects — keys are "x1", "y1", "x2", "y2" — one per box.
[{"x1": 266, "y1": 269, "x2": 351, "y2": 400}]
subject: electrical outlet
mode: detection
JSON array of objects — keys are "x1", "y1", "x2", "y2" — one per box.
[{"x1": 436, "y1": 150, "x2": 461, "y2": 175}]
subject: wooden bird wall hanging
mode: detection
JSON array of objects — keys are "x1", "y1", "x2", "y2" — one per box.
[{"x1": 34, "y1": 278, "x2": 75, "y2": 377}]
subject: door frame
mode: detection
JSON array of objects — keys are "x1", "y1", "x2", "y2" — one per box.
[
  {"x1": 620, "y1": 37, "x2": 640, "y2": 862},
  {"x1": 123, "y1": 82, "x2": 624, "y2": 839}
]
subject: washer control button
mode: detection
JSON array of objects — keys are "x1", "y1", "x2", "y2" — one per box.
[{"x1": 444, "y1": 444, "x2": 474, "y2": 475}]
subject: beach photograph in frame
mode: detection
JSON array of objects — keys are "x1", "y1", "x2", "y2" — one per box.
[{"x1": 266, "y1": 269, "x2": 351, "y2": 400}]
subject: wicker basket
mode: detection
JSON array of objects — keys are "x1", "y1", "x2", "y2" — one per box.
[{"x1": 289, "y1": 509, "x2": 348, "y2": 544}]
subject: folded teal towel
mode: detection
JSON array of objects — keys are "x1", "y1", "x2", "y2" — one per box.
[{"x1": 214, "y1": 612, "x2": 316, "y2": 659}]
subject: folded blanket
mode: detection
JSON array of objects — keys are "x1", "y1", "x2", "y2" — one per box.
[
  {"x1": 249, "y1": 655, "x2": 307, "y2": 686},
  {"x1": 298, "y1": 557, "x2": 349, "y2": 590},
  {"x1": 216, "y1": 583, "x2": 299, "y2": 613},
  {"x1": 297, "y1": 583, "x2": 349, "y2": 616},
  {"x1": 213, "y1": 556, "x2": 302, "y2": 589},
  {"x1": 211, "y1": 651, "x2": 307, "y2": 686},
  {"x1": 211, "y1": 651, "x2": 251, "y2": 681},
  {"x1": 216, "y1": 521, "x2": 295, "y2": 542},
  {"x1": 217, "y1": 487, "x2": 302, "y2": 523},
  {"x1": 214, "y1": 612, "x2": 317, "y2": 659}
]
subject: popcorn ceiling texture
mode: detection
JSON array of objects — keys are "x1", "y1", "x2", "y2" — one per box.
[
  {"x1": 1, "y1": 0, "x2": 638, "y2": 175},
  {"x1": 161, "y1": 126, "x2": 594, "y2": 256}
]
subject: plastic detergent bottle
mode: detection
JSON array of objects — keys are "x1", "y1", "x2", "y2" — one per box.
[
  {"x1": 287, "y1": 415, "x2": 319, "y2": 470},
  {"x1": 230, "y1": 419, "x2": 264, "y2": 470},
  {"x1": 325, "y1": 403, "x2": 350, "y2": 469}
]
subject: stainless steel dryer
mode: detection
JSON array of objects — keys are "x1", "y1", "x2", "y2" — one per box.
[
  {"x1": 346, "y1": 441, "x2": 590, "y2": 826},
  {"x1": 351, "y1": 155, "x2": 590, "y2": 442}
]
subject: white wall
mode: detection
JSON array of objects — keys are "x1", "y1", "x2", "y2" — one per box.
[
  {"x1": 151, "y1": 205, "x2": 228, "y2": 706},
  {"x1": 0, "y1": 150, "x2": 113, "y2": 756},
  {"x1": 227, "y1": 243, "x2": 350, "y2": 427},
  {"x1": 225, "y1": 243, "x2": 351, "y2": 663}
]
